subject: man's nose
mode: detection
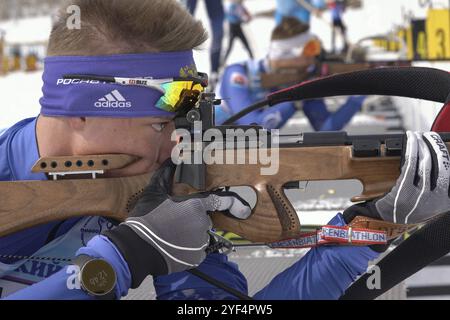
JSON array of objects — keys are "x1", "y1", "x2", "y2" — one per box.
[{"x1": 158, "y1": 122, "x2": 177, "y2": 163}]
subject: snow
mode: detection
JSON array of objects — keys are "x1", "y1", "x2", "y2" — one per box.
[
  {"x1": 0, "y1": 1, "x2": 449, "y2": 130},
  {"x1": 0, "y1": 16, "x2": 52, "y2": 44},
  {"x1": 0, "y1": 71, "x2": 43, "y2": 129}
]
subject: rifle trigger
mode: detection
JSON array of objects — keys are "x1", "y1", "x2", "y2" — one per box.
[
  {"x1": 207, "y1": 231, "x2": 235, "y2": 255},
  {"x1": 299, "y1": 181, "x2": 309, "y2": 191}
]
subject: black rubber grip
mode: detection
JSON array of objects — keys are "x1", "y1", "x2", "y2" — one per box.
[{"x1": 268, "y1": 67, "x2": 450, "y2": 106}]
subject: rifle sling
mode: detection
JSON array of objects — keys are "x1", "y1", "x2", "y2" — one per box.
[{"x1": 340, "y1": 213, "x2": 450, "y2": 300}]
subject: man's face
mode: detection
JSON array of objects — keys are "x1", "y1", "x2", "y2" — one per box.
[
  {"x1": 269, "y1": 38, "x2": 321, "y2": 72},
  {"x1": 73, "y1": 117, "x2": 176, "y2": 177}
]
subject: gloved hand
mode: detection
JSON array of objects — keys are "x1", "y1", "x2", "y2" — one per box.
[
  {"x1": 104, "y1": 160, "x2": 252, "y2": 288},
  {"x1": 344, "y1": 131, "x2": 450, "y2": 225}
]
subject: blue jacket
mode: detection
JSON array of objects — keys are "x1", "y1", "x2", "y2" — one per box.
[
  {"x1": 216, "y1": 59, "x2": 366, "y2": 131},
  {"x1": 331, "y1": 1, "x2": 346, "y2": 21},
  {"x1": 226, "y1": 3, "x2": 248, "y2": 24},
  {"x1": 0, "y1": 118, "x2": 129, "y2": 299},
  {"x1": 275, "y1": 0, "x2": 326, "y2": 25},
  {"x1": 0, "y1": 117, "x2": 378, "y2": 300}
]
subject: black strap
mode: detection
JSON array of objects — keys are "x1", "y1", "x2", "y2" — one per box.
[
  {"x1": 340, "y1": 213, "x2": 450, "y2": 300},
  {"x1": 44, "y1": 220, "x2": 67, "y2": 245},
  {"x1": 188, "y1": 269, "x2": 253, "y2": 300}
]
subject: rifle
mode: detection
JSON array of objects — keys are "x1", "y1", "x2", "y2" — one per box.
[
  {"x1": 260, "y1": 60, "x2": 413, "y2": 89},
  {"x1": 1, "y1": 67, "x2": 450, "y2": 247}
]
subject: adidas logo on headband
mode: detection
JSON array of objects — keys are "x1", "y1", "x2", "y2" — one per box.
[{"x1": 95, "y1": 90, "x2": 132, "y2": 109}]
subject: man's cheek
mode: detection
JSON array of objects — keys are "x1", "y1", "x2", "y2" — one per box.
[
  {"x1": 159, "y1": 141, "x2": 176, "y2": 161},
  {"x1": 135, "y1": 143, "x2": 156, "y2": 159}
]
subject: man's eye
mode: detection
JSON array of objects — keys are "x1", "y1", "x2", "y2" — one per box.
[{"x1": 151, "y1": 123, "x2": 166, "y2": 132}]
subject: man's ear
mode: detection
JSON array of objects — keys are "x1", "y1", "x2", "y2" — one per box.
[{"x1": 68, "y1": 117, "x2": 87, "y2": 131}]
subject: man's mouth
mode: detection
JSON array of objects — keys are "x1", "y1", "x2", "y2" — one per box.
[{"x1": 104, "y1": 156, "x2": 156, "y2": 178}]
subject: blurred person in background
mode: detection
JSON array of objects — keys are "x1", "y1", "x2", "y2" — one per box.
[
  {"x1": 11, "y1": 45, "x2": 22, "y2": 72},
  {"x1": 328, "y1": 0, "x2": 349, "y2": 54},
  {"x1": 183, "y1": 0, "x2": 225, "y2": 85},
  {"x1": 215, "y1": 17, "x2": 366, "y2": 131},
  {"x1": 223, "y1": 0, "x2": 254, "y2": 66}
]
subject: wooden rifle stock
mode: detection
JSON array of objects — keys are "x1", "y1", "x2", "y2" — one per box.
[
  {"x1": 3, "y1": 141, "x2": 445, "y2": 243},
  {"x1": 3, "y1": 66, "x2": 450, "y2": 243}
]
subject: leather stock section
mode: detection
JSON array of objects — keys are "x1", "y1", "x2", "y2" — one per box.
[
  {"x1": 266, "y1": 184, "x2": 300, "y2": 234},
  {"x1": 349, "y1": 215, "x2": 417, "y2": 240}
]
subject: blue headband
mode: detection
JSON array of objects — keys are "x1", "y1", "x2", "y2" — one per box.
[{"x1": 39, "y1": 51, "x2": 198, "y2": 118}]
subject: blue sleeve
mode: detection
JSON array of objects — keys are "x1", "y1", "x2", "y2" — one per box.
[
  {"x1": 217, "y1": 63, "x2": 256, "y2": 125},
  {"x1": 5, "y1": 236, "x2": 132, "y2": 300},
  {"x1": 154, "y1": 253, "x2": 248, "y2": 300},
  {"x1": 253, "y1": 102, "x2": 297, "y2": 130},
  {"x1": 303, "y1": 96, "x2": 366, "y2": 132},
  {"x1": 217, "y1": 64, "x2": 296, "y2": 129},
  {"x1": 302, "y1": 99, "x2": 331, "y2": 131},
  {"x1": 4, "y1": 266, "x2": 94, "y2": 300},
  {"x1": 312, "y1": 0, "x2": 326, "y2": 9},
  {"x1": 254, "y1": 214, "x2": 380, "y2": 300},
  {"x1": 320, "y1": 96, "x2": 366, "y2": 131}
]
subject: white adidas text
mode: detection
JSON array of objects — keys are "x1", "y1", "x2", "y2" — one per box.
[{"x1": 95, "y1": 90, "x2": 132, "y2": 108}]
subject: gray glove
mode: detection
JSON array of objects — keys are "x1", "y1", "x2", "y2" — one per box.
[
  {"x1": 344, "y1": 131, "x2": 450, "y2": 226},
  {"x1": 104, "y1": 160, "x2": 252, "y2": 288},
  {"x1": 376, "y1": 131, "x2": 450, "y2": 224}
]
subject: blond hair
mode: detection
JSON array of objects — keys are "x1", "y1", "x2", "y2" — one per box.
[{"x1": 47, "y1": 0, "x2": 208, "y2": 56}]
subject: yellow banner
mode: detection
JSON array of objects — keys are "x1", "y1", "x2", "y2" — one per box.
[
  {"x1": 426, "y1": 9, "x2": 450, "y2": 59},
  {"x1": 406, "y1": 26, "x2": 414, "y2": 60}
]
